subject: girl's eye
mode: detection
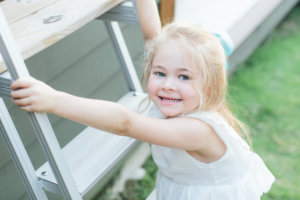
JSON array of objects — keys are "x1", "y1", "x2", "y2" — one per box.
[
  {"x1": 179, "y1": 75, "x2": 190, "y2": 80},
  {"x1": 154, "y1": 72, "x2": 166, "y2": 77}
]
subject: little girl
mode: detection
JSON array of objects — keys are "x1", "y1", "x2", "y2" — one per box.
[{"x1": 10, "y1": 0, "x2": 274, "y2": 199}]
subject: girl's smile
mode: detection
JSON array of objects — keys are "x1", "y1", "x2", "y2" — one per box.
[
  {"x1": 158, "y1": 96, "x2": 182, "y2": 105},
  {"x1": 147, "y1": 40, "x2": 202, "y2": 117}
]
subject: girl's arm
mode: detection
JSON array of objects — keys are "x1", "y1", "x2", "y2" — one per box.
[
  {"x1": 10, "y1": 77, "x2": 223, "y2": 153},
  {"x1": 136, "y1": 0, "x2": 161, "y2": 41},
  {"x1": 10, "y1": 78, "x2": 131, "y2": 135}
]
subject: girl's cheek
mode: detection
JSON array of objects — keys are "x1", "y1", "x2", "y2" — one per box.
[{"x1": 147, "y1": 78, "x2": 157, "y2": 99}]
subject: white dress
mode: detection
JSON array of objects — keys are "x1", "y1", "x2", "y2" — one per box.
[{"x1": 148, "y1": 106, "x2": 275, "y2": 200}]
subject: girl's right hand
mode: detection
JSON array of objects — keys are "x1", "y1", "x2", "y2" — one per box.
[{"x1": 10, "y1": 77, "x2": 58, "y2": 113}]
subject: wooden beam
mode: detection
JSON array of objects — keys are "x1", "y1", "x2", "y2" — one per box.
[
  {"x1": 160, "y1": 0, "x2": 175, "y2": 25},
  {"x1": 0, "y1": 0, "x2": 57, "y2": 24},
  {"x1": 0, "y1": 0, "x2": 124, "y2": 74}
]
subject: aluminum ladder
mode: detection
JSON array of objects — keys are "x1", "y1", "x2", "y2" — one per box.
[{"x1": 0, "y1": 0, "x2": 146, "y2": 199}]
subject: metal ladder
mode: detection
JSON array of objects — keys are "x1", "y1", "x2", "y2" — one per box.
[{"x1": 0, "y1": 1, "x2": 145, "y2": 199}]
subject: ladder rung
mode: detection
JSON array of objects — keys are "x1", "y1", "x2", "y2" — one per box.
[
  {"x1": 0, "y1": 72, "x2": 12, "y2": 99},
  {"x1": 36, "y1": 91, "x2": 149, "y2": 195},
  {"x1": 0, "y1": 88, "x2": 11, "y2": 99},
  {"x1": 99, "y1": 1, "x2": 138, "y2": 24},
  {"x1": 0, "y1": 70, "x2": 12, "y2": 79}
]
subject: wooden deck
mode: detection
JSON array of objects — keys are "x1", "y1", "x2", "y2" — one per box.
[
  {"x1": 0, "y1": 0, "x2": 124, "y2": 74},
  {"x1": 175, "y1": 0, "x2": 283, "y2": 47},
  {"x1": 174, "y1": 0, "x2": 299, "y2": 71}
]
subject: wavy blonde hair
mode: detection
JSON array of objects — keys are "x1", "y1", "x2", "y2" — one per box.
[{"x1": 142, "y1": 23, "x2": 250, "y2": 143}]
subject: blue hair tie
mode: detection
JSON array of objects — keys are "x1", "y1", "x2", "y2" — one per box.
[{"x1": 213, "y1": 32, "x2": 234, "y2": 70}]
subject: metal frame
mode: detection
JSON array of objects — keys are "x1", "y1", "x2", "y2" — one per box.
[
  {"x1": 100, "y1": 0, "x2": 142, "y2": 93},
  {"x1": 0, "y1": 99, "x2": 48, "y2": 200},
  {"x1": 0, "y1": 74, "x2": 11, "y2": 99},
  {"x1": 104, "y1": 20, "x2": 143, "y2": 93},
  {"x1": 0, "y1": 0, "x2": 142, "y2": 199},
  {"x1": 100, "y1": 1, "x2": 139, "y2": 24},
  {"x1": 0, "y1": 8, "x2": 82, "y2": 200}
]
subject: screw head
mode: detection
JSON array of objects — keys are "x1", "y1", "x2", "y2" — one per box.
[
  {"x1": 43, "y1": 15, "x2": 63, "y2": 24},
  {"x1": 41, "y1": 171, "x2": 48, "y2": 176}
]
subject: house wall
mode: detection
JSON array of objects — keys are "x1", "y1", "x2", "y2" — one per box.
[{"x1": 0, "y1": 20, "x2": 145, "y2": 200}]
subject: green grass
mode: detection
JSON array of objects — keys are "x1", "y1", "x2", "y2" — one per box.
[
  {"x1": 95, "y1": 4, "x2": 300, "y2": 200},
  {"x1": 229, "y1": 5, "x2": 300, "y2": 200},
  {"x1": 115, "y1": 157, "x2": 158, "y2": 200}
]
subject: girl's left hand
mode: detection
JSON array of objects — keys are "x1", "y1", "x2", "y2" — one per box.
[{"x1": 10, "y1": 77, "x2": 58, "y2": 113}]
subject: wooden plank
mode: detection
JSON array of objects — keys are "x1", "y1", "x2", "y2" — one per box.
[
  {"x1": 228, "y1": 0, "x2": 299, "y2": 73},
  {"x1": 160, "y1": 0, "x2": 175, "y2": 25},
  {"x1": 0, "y1": 0, "x2": 58, "y2": 24},
  {"x1": 228, "y1": 0, "x2": 282, "y2": 49},
  {"x1": 0, "y1": 0, "x2": 124, "y2": 74}
]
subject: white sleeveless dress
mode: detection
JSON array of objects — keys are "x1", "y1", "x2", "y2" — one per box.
[{"x1": 148, "y1": 106, "x2": 275, "y2": 200}]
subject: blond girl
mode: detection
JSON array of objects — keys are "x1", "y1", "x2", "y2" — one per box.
[{"x1": 11, "y1": 0, "x2": 274, "y2": 199}]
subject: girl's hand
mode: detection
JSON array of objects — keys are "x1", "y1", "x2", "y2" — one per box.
[{"x1": 10, "y1": 77, "x2": 58, "y2": 113}]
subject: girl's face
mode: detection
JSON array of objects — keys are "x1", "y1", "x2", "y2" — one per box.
[{"x1": 147, "y1": 40, "x2": 202, "y2": 117}]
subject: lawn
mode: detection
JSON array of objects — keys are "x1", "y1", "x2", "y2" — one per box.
[
  {"x1": 229, "y1": 5, "x2": 300, "y2": 199},
  {"x1": 95, "y1": 4, "x2": 300, "y2": 200}
]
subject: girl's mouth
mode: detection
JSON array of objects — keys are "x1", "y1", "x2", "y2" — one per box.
[{"x1": 159, "y1": 96, "x2": 182, "y2": 104}]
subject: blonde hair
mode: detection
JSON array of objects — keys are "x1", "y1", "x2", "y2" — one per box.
[{"x1": 142, "y1": 23, "x2": 251, "y2": 144}]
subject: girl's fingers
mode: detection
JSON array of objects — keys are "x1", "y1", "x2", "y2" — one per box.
[
  {"x1": 10, "y1": 77, "x2": 54, "y2": 113},
  {"x1": 12, "y1": 97, "x2": 32, "y2": 107},
  {"x1": 11, "y1": 88, "x2": 31, "y2": 99},
  {"x1": 10, "y1": 77, "x2": 36, "y2": 90},
  {"x1": 13, "y1": 96, "x2": 42, "y2": 112},
  {"x1": 19, "y1": 105, "x2": 33, "y2": 112}
]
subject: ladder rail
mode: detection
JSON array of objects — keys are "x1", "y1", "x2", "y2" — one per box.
[
  {"x1": 0, "y1": 98, "x2": 48, "y2": 200},
  {"x1": 104, "y1": 20, "x2": 143, "y2": 93},
  {"x1": 0, "y1": 7, "x2": 82, "y2": 200},
  {"x1": 0, "y1": 75, "x2": 12, "y2": 99},
  {"x1": 100, "y1": 0, "x2": 142, "y2": 93},
  {"x1": 0, "y1": 0, "x2": 145, "y2": 198}
]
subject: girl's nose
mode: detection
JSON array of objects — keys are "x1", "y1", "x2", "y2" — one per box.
[{"x1": 162, "y1": 78, "x2": 176, "y2": 91}]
